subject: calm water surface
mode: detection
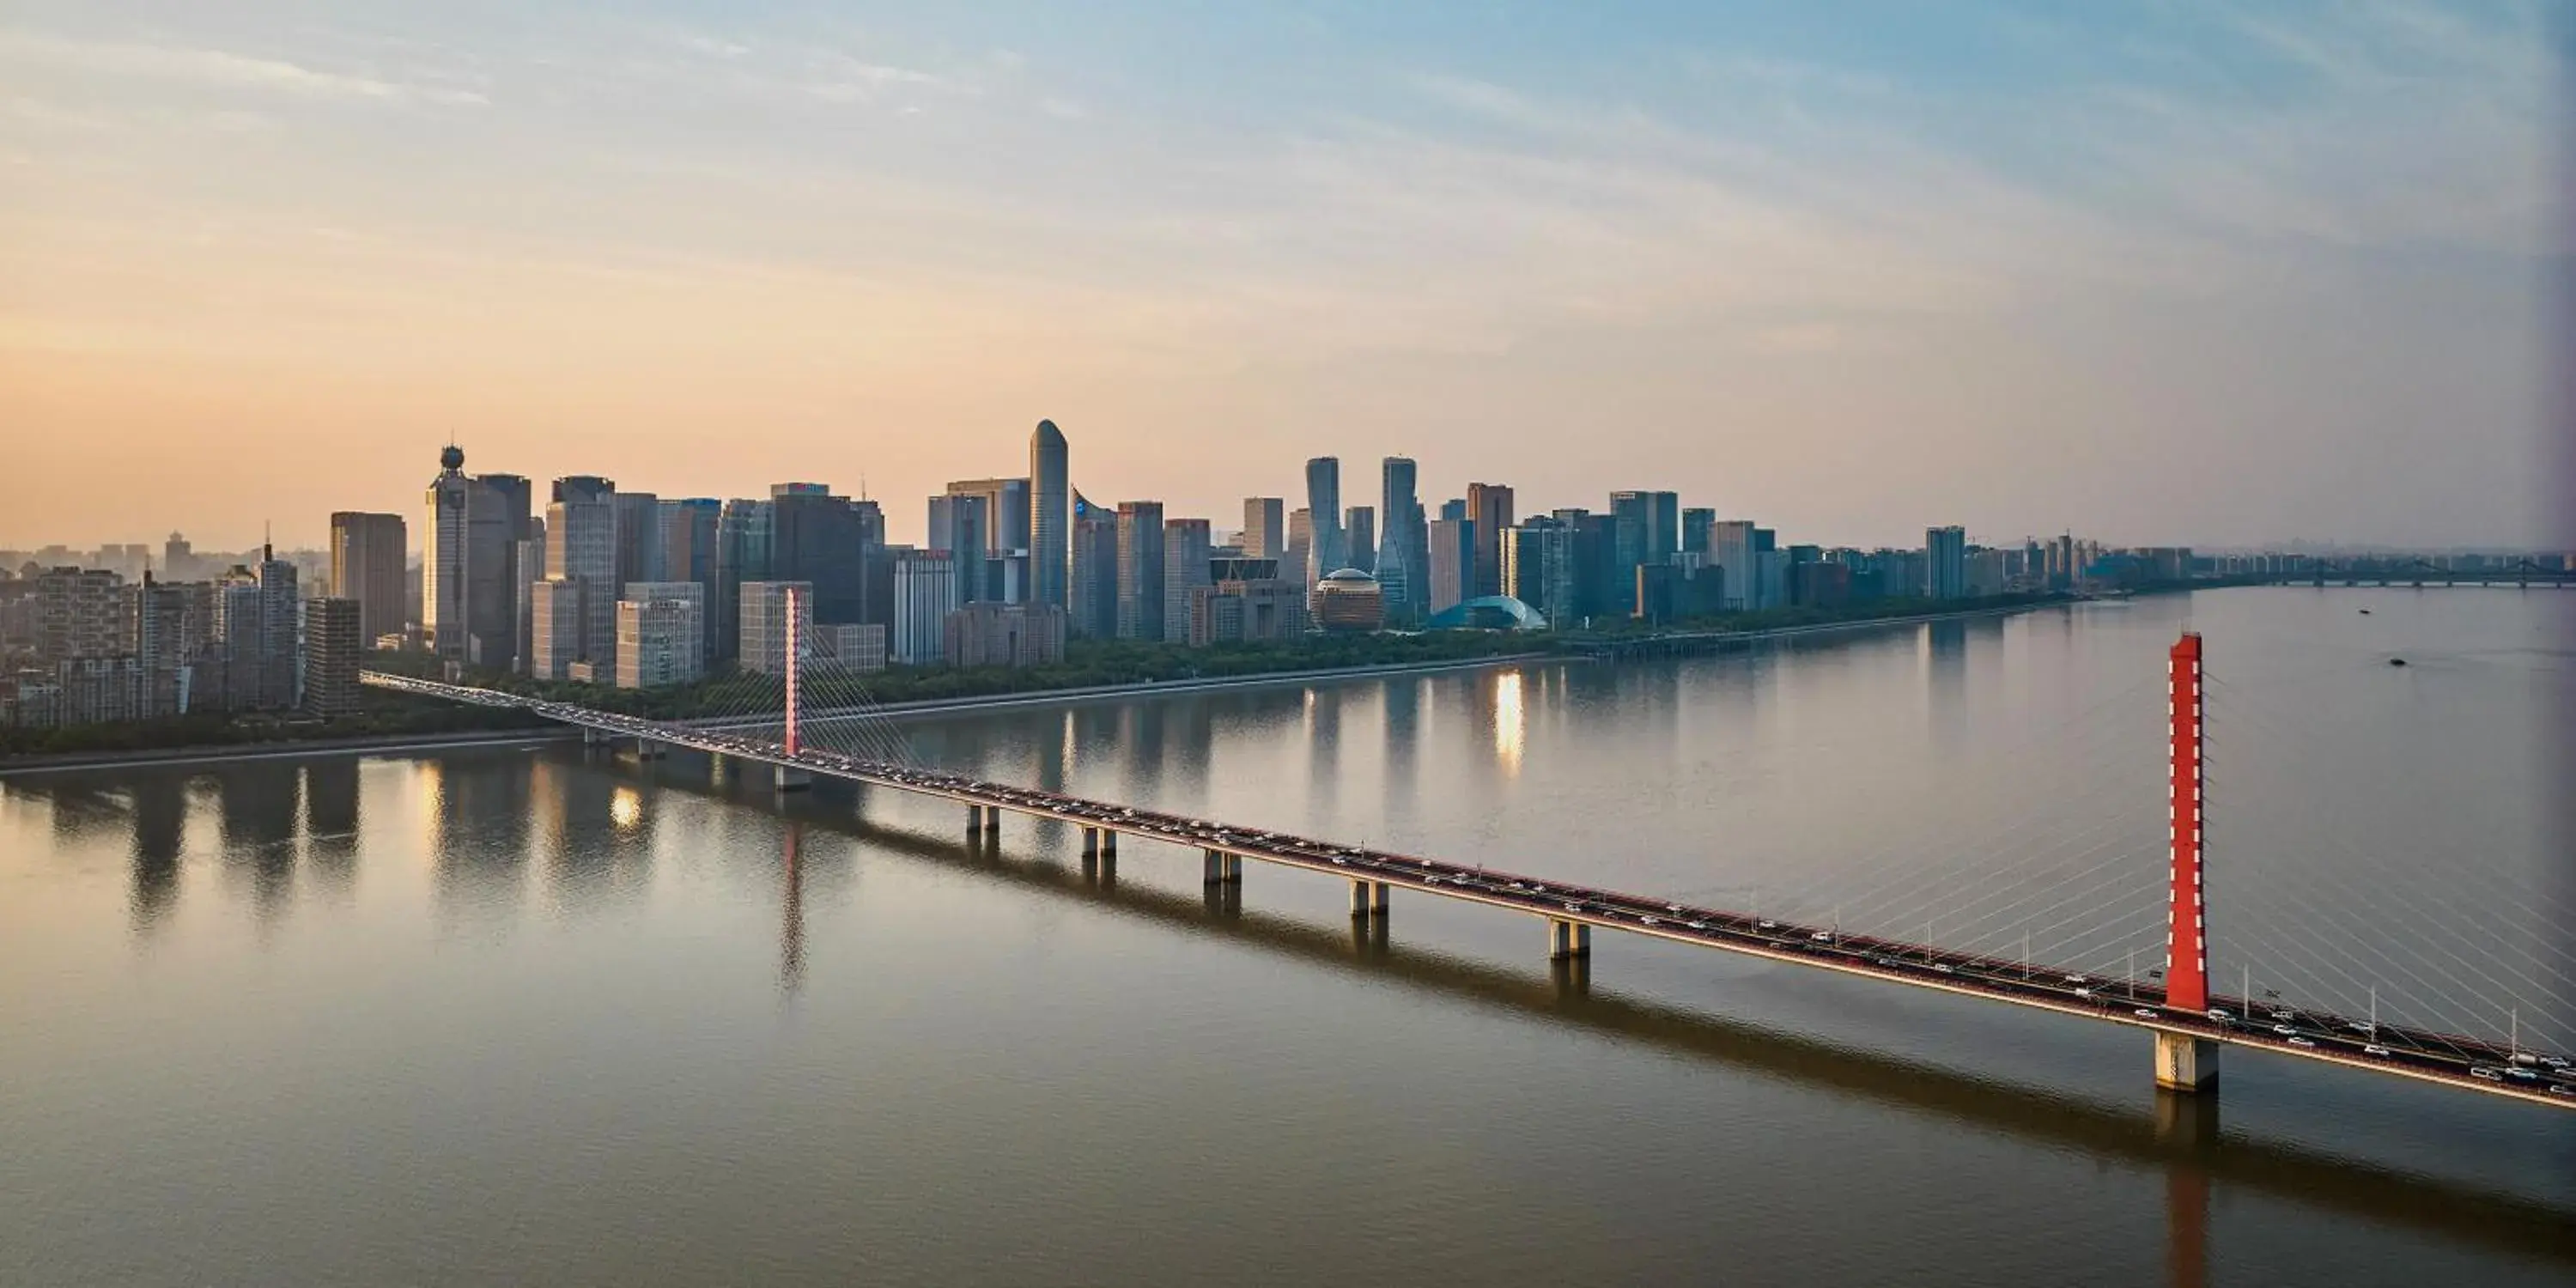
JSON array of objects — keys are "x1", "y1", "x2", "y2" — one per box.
[{"x1": 3, "y1": 588, "x2": 2572, "y2": 1286}]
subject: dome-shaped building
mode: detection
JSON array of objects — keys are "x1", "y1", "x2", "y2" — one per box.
[{"x1": 1308, "y1": 568, "x2": 1386, "y2": 633}]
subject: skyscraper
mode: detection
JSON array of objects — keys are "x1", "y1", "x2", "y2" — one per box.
[
  {"x1": 253, "y1": 542, "x2": 299, "y2": 708},
  {"x1": 927, "y1": 492, "x2": 990, "y2": 606},
  {"x1": 1284, "y1": 507, "x2": 1312, "y2": 587},
  {"x1": 1710, "y1": 520, "x2": 1757, "y2": 611},
  {"x1": 659, "y1": 498, "x2": 721, "y2": 659},
  {"x1": 1682, "y1": 507, "x2": 1716, "y2": 556},
  {"x1": 477, "y1": 472, "x2": 534, "y2": 672},
  {"x1": 329, "y1": 511, "x2": 407, "y2": 647},
  {"x1": 1344, "y1": 506, "x2": 1376, "y2": 574},
  {"x1": 1304, "y1": 458, "x2": 1343, "y2": 583},
  {"x1": 1378, "y1": 457, "x2": 1420, "y2": 624},
  {"x1": 1162, "y1": 518, "x2": 1212, "y2": 644},
  {"x1": 1466, "y1": 483, "x2": 1513, "y2": 598},
  {"x1": 1115, "y1": 501, "x2": 1166, "y2": 641},
  {"x1": 769, "y1": 483, "x2": 883, "y2": 629},
  {"x1": 1242, "y1": 497, "x2": 1285, "y2": 561},
  {"x1": 892, "y1": 548, "x2": 960, "y2": 664},
  {"x1": 1030, "y1": 419, "x2": 1069, "y2": 609},
  {"x1": 713, "y1": 498, "x2": 772, "y2": 663},
  {"x1": 1927, "y1": 526, "x2": 1969, "y2": 599},
  {"x1": 1427, "y1": 517, "x2": 1474, "y2": 616},
  {"x1": 1069, "y1": 492, "x2": 1121, "y2": 640},
  {"x1": 1610, "y1": 490, "x2": 1653, "y2": 581},
  {"x1": 614, "y1": 584, "x2": 705, "y2": 689},
  {"x1": 424, "y1": 447, "x2": 520, "y2": 668},
  {"x1": 424, "y1": 446, "x2": 474, "y2": 661},
  {"x1": 738, "y1": 581, "x2": 812, "y2": 677},
  {"x1": 300, "y1": 598, "x2": 361, "y2": 717},
  {"x1": 547, "y1": 476, "x2": 619, "y2": 671}
]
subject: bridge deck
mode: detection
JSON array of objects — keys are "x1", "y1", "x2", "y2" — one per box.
[{"x1": 365, "y1": 671, "x2": 2575, "y2": 1111}]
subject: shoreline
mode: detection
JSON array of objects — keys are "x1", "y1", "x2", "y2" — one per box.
[{"x1": 0, "y1": 597, "x2": 2067, "y2": 776}]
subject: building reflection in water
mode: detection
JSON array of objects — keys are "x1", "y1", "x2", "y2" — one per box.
[
  {"x1": 541, "y1": 756, "x2": 655, "y2": 915},
  {"x1": 1925, "y1": 620, "x2": 1970, "y2": 750},
  {"x1": 1382, "y1": 677, "x2": 1423, "y2": 815},
  {"x1": 780, "y1": 820, "x2": 805, "y2": 995},
  {"x1": 302, "y1": 761, "x2": 361, "y2": 896},
  {"x1": 428, "y1": 754, "x2": 533, "y2": 920},
  {"x1": 1304, "y1": 686, "x2": 1342, "y2": 811},
  {"x1": 214, "y1": 765, "x2": 298, "y2": 929},
  {"x1": 128, "y1": 774, "x2": 188, "y2": 938}
]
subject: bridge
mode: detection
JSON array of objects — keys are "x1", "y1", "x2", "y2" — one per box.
[
  {"x1": 2258, "y1": 556, "x2": 2576, "y2": 588},
  {"x1": 362, "y1": 610, "x2": 2573, "y2": 1113}
]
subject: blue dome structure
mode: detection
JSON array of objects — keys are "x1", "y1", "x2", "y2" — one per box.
[{"x1": 1425, "y1": 595, "x2": 1548, "y2": 631}]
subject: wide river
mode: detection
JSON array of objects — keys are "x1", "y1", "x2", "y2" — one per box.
[{"x1": 3, "y1": 587, "x2": 2572, "y2": 1285}]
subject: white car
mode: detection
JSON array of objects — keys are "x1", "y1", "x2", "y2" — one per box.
[
  {"x1": 2364, "y1": 1045, "x2": 2392, "y2": 1057},
  {"x1": 2134, "y1": 1009, "x2": 2159, "y2": 1019}
]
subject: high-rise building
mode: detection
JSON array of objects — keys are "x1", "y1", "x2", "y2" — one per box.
[
  {"x1": 738, "y1": 580, "x2": 813, "y2": 677},
  {"x1": 1504, "y1": 519, "x2": 1577, "y2": 629},
  {"x1": 1927, "y1": 526, "x2": 1969, "y2": 599},
  {"x1": 1377, "y1": 457, "x2": 1421, "y2": 625},
  {"x1": 1610, "y1": 490, "x2": 1653, "y2": 581},
  {"x1": 252, "y1": 544, "x2": 299, "y2": 708},
  {"x1": 161, "y1": 532, "x2": 195, "y2": 581},
  {"x1": 1682, "y1": 507, "x2": 1716, "y2": 556},
  {"x1": 301, "y1": 598, "x2": 362, "y2": 717},
  {"x1": 527, "y1": 579, "x2": 582, "y2": 681},
  {"x1": 1303, "y1": 458, "x2": 1343, "y2": 583},
  {"x1": 769, "y1": 484, "x2": 884, "y2": 629},
  {"x1": 513, "y1": 519, "x2": 545, "y2": 667},
  {"x1": 477, "y1": 472, "x2": 534, "y2": 672},
  {"x1": 927, "y1": 491, "x2": 990, "y2": 607},
  {"x1": 1466, "y1": 483, "x2": 1513, "y2": 598},
  {"x1": 892, "y1": 548, "x2": 960, "y2": 664},
  {"x1": 1710, "y1": 520, "x2": 1757, "y2": 611},
  {"x1": 1163, "y1": 519, "x2": 1212, "y2": 643},
  {"x1": 1344, "y1": 506, "x2": 1376, "y2": 574},
  {"x1": 1188, "y1": 579, "x2": 1308, "y2": 644},
  {"x1": 615, "y1": 584, "x2": 705, "y2": 689},
  {"x1": 547, "y1": 476, "x2": 619, "y2": 671},
  {"x1": 1427, "y1": 517, "x2": 1474, "y2": 616},
  {"x1": 1068, "y1": 493, "x2": 1121, "y2": 641},
  {"x1": 132, "y1": 577, "x2": 193, "y2": 716},
  {"x1": 946, "y1": 477, "x2": 1031, "y2": 558},
  {"x1": 1030, "y1": 419, "x2": 1069, "y2": 610},
  {"x1": 423, "y1": 446, "x2": 476, "y2": 661},
  {"x1": 1241, "y1": 497, "x2": 1285, "y2": 561},
  {"x1": 33, "y1": 567, "x2": 125, "y2": 659},
  {"x1": 713, "y1": 498, "x2": 772, "y2": 664},
  {"x1": 329, "y1": 512, "x2": 407, "y2": 647},
  {"x1": 658, "y1": 498, "x2": 721, "y2": 659},
  {"x1": 1115, "y1": 501, "x2": 1166, "y2": 641},
  {"x1": 1284, "y1": 508, "x2": 1312, "y2": 587}
]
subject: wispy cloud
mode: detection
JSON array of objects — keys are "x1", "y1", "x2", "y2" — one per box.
[{"x1": 0, "y1": 29, "x2": 483, "y2": 106}]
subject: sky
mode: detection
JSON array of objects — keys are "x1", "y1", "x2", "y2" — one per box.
[{"x1": 0, "y1": 0, "x2": 2565, "y2": 552}]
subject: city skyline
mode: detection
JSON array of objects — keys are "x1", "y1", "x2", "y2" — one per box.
[{"x1": 2, "y1": 3, "x2": 2563, "y2": 551}]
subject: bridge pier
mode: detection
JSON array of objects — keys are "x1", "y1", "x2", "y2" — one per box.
[
  {"x1": 1101, "y1": 830, "x2": 1119, "y2": 859},
  {"x1": 632, "y1": 737, "x2": 665, "y2": 761},
  {"x1": 1350, "y1": 879, "x2": 1388, "y2": 918},
  {"x1": 1202, "y1": 849, "x2": 1242, "y2": 884},
  {"x1": 773, "y1": 765, "x2": 810, "y2": 793},
  {"x1": 984, "y1": 806, "x2": 1001, "y2": 838},
  {"x1": 1081, "y1": 827, "x2": 1099, "y2": 859},
  {"x1": 1548, "y1": 918, "x2": 1590, "y2": 959},
  {"x1": 967, "y1": 805, "x2": 985, "y2": 833},
  {"x1": 2154, "y1": 1032, "x2": 2221, "y2": 1093}
]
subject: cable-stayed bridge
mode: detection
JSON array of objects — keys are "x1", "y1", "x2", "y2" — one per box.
[{"x1": 362, "y1": 611, "x2": 2574, "y2": 1111}]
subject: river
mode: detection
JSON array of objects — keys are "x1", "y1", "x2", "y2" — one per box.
[{"x1": 3, "y1": 587, "x2": 2571, "y2": 1285}]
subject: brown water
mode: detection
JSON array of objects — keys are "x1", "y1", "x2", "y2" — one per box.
[{"x1": 3, "y1": 587, "x2": 2572, "y2": 1285}]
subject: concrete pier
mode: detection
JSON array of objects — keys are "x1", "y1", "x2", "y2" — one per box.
[
  {"x1": 632, "y1": 738, "x2": 666, "y2": 761},
  {"x1": 1081, "y1": 827, "x2": 1099, "y2": 859},
  {"x1": 773, "y1": 765, "x2": 811, "y2": 793},
  {"x1": 967, "y1": 805, "x2": 986, "y2": 833},
  {"x1": 1100, "y1": 830, "x2": 1118, "y2": 859},
  {"x1": 1351, "y1": 879, "x2": 1389, "y2": 917},
  {"x1": 1203, "y1": 849, "x2": 1242, "y2": 884},
  {"x1": 984, "y1": 806, "x2": 1001, "y2": 837},
  {"x1": 2154, "y1": 1031, "x2": 2221, "y2": 1092},
  {"x1": 1548, "y1": 918, "x2": 1591, "y2": 959}
]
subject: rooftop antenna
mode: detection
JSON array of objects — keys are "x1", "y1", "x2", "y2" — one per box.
[{"x1": 264, "y1": 519, "x2": 272, "y2": 562}]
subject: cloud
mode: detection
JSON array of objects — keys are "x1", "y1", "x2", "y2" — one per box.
[{"x1": 0, "y1": 29, "x2": 480, "y2": 106}]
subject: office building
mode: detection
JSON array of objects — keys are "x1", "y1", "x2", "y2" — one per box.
[
  {"x1": 329, "y1": 511, "x2": 407, "y2": 646},
  {"x1": 1927, "y1": 526, "x2": 1968, "y2": 599},
  {"x1": 768, "y1": 484, "x2": 881, "y2": 630},
  {"x1": 738, "y1": 580, "x2": 814, "y2": 677},
  {"x1": 927, "y1": 490, "x2": 991, "y2": 608},
  {"x1": 162, "y1": 532, "x2": 196, "y2": 581},
  {"x1": 1504, "y1": 519, "x2": 1577, "y2": 629},
  {"x1": 1241, "y1": 497, "x2": 1285, "y2": 561},
  {"x1": 1163, "y1": 518, "x2": 1212, "y2": 643},
  {"x1": 301, "y1": 598, "x2": 362, "y2": 717},
  {"x1": 1467, "y1": 483, "x2": 1513, "y2": 598},
  {"x1": 546, "y1": 476, "x2": 620, "y2": 672},
  {"x1": 527, "y1": 579, "x2": 583, "y2": 681},
  {"x1": 892, "y1": 548, "x2": 961, "y2": 664},
  {"x1": 1030, "y1": 419, "x2": 1069, "y2": 609},
  {"x1": 817, "y1": 623, "x2": 888, "y2": 672},
  {"x1": 611, "y1": 491, "x2": 662, "y2": 591},
  {"x1": 944, "y1": 603, "x2": 1066, "y2": 668},
  {"x1": 713, "y1": 498, "x2": 772, "y2": 664},
  {"x1": 1304, "y1": 458, "x2": 1343, "y2": 583},
  {"x1": 1710, "y1": 519, "x2": 1757, "y2": 611},
  {"x1": 1284, "y1": 508, "x2": 1312, "y2": 587},
  {"x1": 1344, "y1": 506, "x2": 1376, "y2": 574},
  {"x1": 1115, "y1": 501, "x2": 1166, "y2": 641},
  {"x1": 1427, "y1": 517, "x2": 1474, "y2": 616},
  {"x1": 132, "y1": 577, "x2": 194, "y2": 716},
  {"x1": 512, "y1": 519, "x2": 545, "y2": 668},
  {"x1": 1376, "y1": 458, "x2": 1419, "y2": 623},
  {"x1": 1069, "y1": 493, "x2": 1121, "y2": 640},
  {"x1": 945, "y1": 477, "x2": 1032, "y2": 559},
  {"x1": 1682, "y1": 507, "x2": 1716, "y2": 557},
  {"x1": 615, "y1": 583, "x2": 705, "y2": 689}
]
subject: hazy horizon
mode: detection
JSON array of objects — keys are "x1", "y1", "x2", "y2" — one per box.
[{"x1": 3, "y1": 2, "x2": 2566, "y2": 551}]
